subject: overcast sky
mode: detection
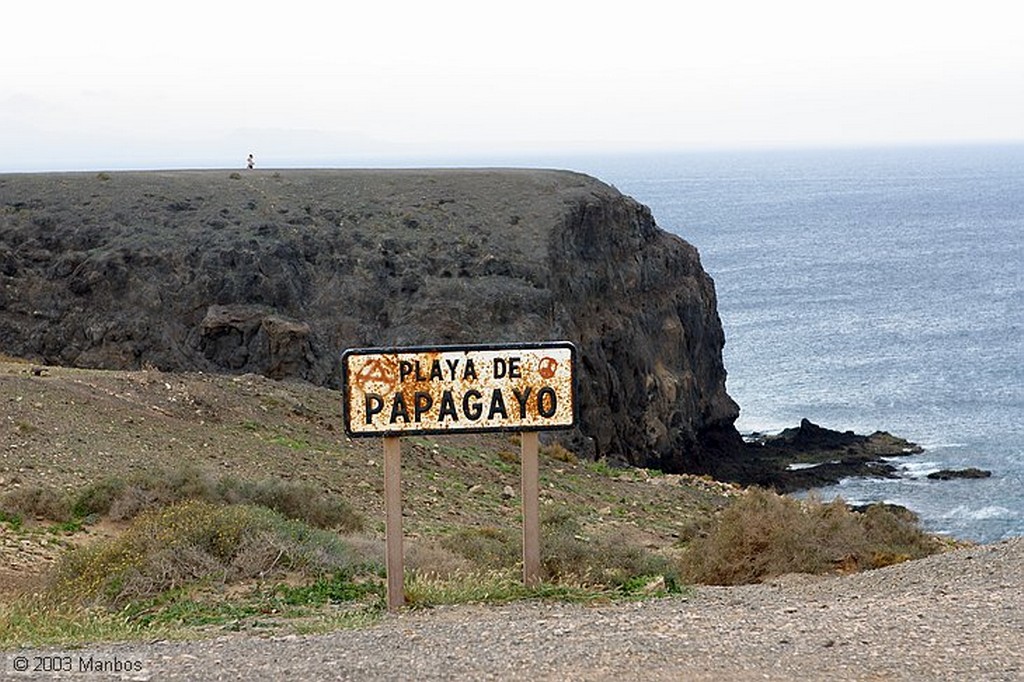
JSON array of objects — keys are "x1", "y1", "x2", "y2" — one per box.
[{"x1": 3, "y1": 0, "x2": 1023, "y2": 171}]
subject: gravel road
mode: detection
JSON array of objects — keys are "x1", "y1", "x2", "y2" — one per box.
[{"x1": 5, "y1": 539, "x2": 1021, "y2": 681}]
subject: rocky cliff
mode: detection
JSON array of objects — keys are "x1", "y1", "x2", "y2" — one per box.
[{"x1": 0, "y1": 169, "x2": 742, "y2": 470}]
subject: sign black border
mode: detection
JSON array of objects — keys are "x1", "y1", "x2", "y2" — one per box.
[{"x1": 341, "y1": 341, "x2": 578, "y2": 438}]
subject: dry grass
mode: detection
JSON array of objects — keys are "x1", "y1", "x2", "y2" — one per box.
[
  {"x1": 678, "y1": 488, "x2": 941, "y2": 585},
  {"x1": 541, "y1": 442, "x2": 579, "y2": 465},
  {"x1": 434, "y1": 507, "x2": 680, "y2": 593}
]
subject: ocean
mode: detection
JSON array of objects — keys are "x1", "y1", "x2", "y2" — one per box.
[{"x1": 556, "y1": 145, "x2": 1023, "y2": 544}]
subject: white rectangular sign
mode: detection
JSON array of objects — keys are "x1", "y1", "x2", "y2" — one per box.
[{"x1": 342, "y1": 342, "x2": 576, "y2": 437}]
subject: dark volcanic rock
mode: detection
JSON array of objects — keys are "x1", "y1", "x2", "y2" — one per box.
[
  {"x1": 0, "y1": 169, "x2": 742, "y2": 470},
  {"x1": 927, "y1": 468, "x2": 992, "y2": 481},
  {"x1": 754, "y1": 418, "x2": 925, "y2": 457},
  {"x1": 704, "y1": 418, "x2": 924, "y2": 492}
]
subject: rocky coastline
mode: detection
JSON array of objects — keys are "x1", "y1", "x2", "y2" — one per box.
[
  {"x1": 704, "y1": 418, "x2": 921, "y2": 493},
  {"x1": 700, "y1": 417, "x2": 994, "y2": 524}
]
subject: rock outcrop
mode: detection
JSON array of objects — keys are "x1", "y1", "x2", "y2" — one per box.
[
  {"x1": 0, "y1": 169, "x2": 741, "y2": 470},
  {"x1": 927, "y1": 468, "x2": 992, "y2": 481},
  {"x1": 714, "y1": 418, "x2": 925, "y2": 492}
]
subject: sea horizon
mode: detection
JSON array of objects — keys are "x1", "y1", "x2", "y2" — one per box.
[{"x1": 4, "y1": 139, "x2": 1024, "y2": 175}]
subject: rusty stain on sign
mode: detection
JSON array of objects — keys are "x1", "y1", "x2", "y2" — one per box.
[{"x1": 342, "y1": 342, "x2": 576, "y2": 437}]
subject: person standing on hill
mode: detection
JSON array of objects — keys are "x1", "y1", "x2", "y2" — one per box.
[{"x1": 246, "y1": 154, "x2": 255, "y2": 170}]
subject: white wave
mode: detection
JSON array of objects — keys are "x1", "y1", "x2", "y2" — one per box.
[
  {"x1": 917, "y1": 441, "x2": 968, "y2": 450},
  {"x1": 787, "y1": 461, "x2": 831, "y2": 470},
  {"x1": 893, "y1": 460, "x2": 942, "y2": 477},
  {"x1": 939, "y1": 505, "x2": 1016, "y2": 521}
]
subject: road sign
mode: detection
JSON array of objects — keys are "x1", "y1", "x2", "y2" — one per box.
[
  {"x1": 342, "y1": 342, "x2": 576, "y2": 437},
  {"x1": 342, "y1": 341, "x2": 576, "y2": 609}
]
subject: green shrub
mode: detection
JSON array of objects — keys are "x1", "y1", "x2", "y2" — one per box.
[
  {"x1": 46, "y1": 500, "x2": 365, "y2": 608},
  {"x1": 0, "y1": 486, "x2": 71, "y2": 522},
  {"x1": 539, "y1": 507, "x2": 678, "y2": 591},
  {"x1": 0, "y1": 510, "x2": 23, "y2": 531},
  {"x1": 71, "y1": 478, "x2": 128, "y2": 518},
  {"x1": 441, "y1": 525, "x2": 518, "y2": 570},
  {"x1": 404, "y1": 540, "x2": 473, "y2": 578},
  {"x1": 678, "y1": 488, "x2": 940, "y2": 585},
  {"x1": 215, "y1": 477, "x2": 363, "y2": 532},
  {"x1": 272, "y1": 572, "x2": 381, "y2": 606},
  {"x1": 435, "y1": 508, "x2": 678, "y2": 594},
  {"x1": 75, "y1": 466, "x2": 216, "y2": 520},
  {"x1": 69, "y1": 467, "x2": 362, "y2": 531}
]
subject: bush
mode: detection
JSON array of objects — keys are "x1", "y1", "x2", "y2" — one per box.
[
  {"x1": 435, "y1": 508, "x2": 678, "y2": 594},
  {"x1": 541, "y1": 442, "x2": 578, "y2": 465},
  {"x1": 215, "y1": 477, "x2": 363, "y2": 532},
  {"x1": 440, "y1": 525, "x2": 518, "y2": 571},
  {"x1": 539, "y1": 508, "x2": 678, "y2": 590},
  {"x1": 67, "y1": 467, "x2": 362, "y2": 531},
  {"x1": 0, "y1": 510, "x2": 23, "y2": 530},
  {"x1": 46, "y1": 500, "x2": 366, "y2": 608},
  {"x1": 71, "y1": 478, "x2": 128, "y2": 518},
  {"x1": 72, "y1": 466, "x2": 216, "y2": 521},
  {"x1": 1, "y1": 486, "x2": 72, "y2": 522},
  {"x1": 404, "y1": 541, "x2": 473, "y2": 578},
  {"x1": 678, "y1": 488, "x2": 940, "y2": 585}
]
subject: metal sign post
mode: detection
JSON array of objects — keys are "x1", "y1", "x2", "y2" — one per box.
[{"x1": 341, "y1": 342, "x2": 576, "y2": 611}]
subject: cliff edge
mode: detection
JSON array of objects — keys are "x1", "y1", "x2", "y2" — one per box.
[{"x1": 0, "y1": 169, "x2": 741, "y2": 470}]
